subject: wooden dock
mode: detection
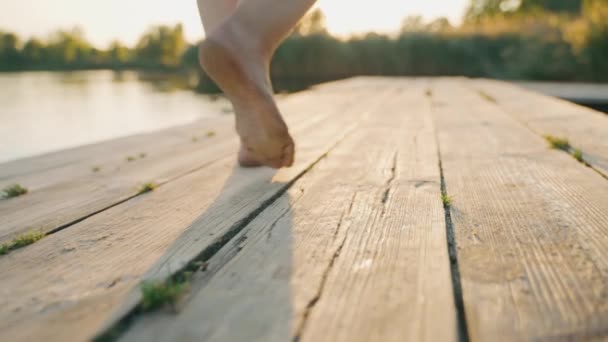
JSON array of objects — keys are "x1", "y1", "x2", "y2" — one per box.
[{"x1": 1, "y1": 77, "x2": 607, "y2": 342}]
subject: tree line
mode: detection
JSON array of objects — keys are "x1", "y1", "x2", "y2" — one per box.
[
  {"x1": 0, "y1": 25, "x2": 188, "y2": 71},
  {"x1": 1, "y1": 0, "x2": 607, "y2": 92}
]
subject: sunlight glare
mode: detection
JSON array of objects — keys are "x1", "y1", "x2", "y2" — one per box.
[{"x1": 0, "y1": 0, "x2": 468, "y2": 47}]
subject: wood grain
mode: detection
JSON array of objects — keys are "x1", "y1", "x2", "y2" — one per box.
[
  {"x1": 0, "y1": 78, "x2": 398, "y2": 342},
  {"x1": 119, "y1": 81, "x2": 457, "y2": 342},
  {"x1": 3, "y1": 77, "x2": 605, "y2": 342},
  {"x1": 471, "y1": 79, "x2": 608, "y2": 177},
  {"x1": 431, "y1": 79, "x2": 608, "y2": 341}
]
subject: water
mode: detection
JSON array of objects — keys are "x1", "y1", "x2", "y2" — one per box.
[
  {"x1": 516, "y1": 81, "x2": 608, "y2": 114},
  {"x1": 0, "y1": 71, "x2": 228, "y2": 164}
]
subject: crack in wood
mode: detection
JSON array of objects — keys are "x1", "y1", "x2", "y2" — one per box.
[
  {"x1": 266, "y1": 209, "x2": 291, "y2": 242},
  {"x1": 293, "y1": 212, "x2": 351, "y2": 342},
  {"x1": 380, "y1": 151, "x2": 398, "y2": 218}
]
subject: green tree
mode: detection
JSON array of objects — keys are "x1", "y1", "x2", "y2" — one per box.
[
  {"x1": 45, "y1": 27, "x2": 96, "y2": 67},
  {"x1": 0, "y1": 32, "x2": 22, "y2": 70},
  {"x1": 581, "y1": 0, "x2": 608, "y2": 80},
  {"x1": 21, "y1": 38, "x2": 46, "y2": 66},
  {"x1": 466, "y1": 0, "x2": 583, "y2": 20},
  {"x1": 108, "y1": 40, "x2": 131, "y2": 67},
  {"x1": 400, "y1": 16, "x2": 427, "y2": 33},
  {"x1": 427, "y1": 18, "x2": 453, "y2": 32},
  {"x1": 519, "y1": 0, "x2": 582, "y2": 14},
  {"x1": 293, "y1": 9, "x2": 328, "y2": 36},
  {"x1": 465, "y1": 0, "x2": 505, "y2": 21},
  {"x1": 135, "y1": 24, "x2": 186, "y2": 68}
]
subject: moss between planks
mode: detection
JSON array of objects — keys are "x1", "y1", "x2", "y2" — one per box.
[
  {"x1": 0, "y1": 230, "x2": 45, "y2": 255},
  {"x1": 544, "y1": 135, "x2": 571, "y2": 151},
  {"x1": 573, "y1": 148, "x2": 584, "y2": 162},
  {"x1": 137, "y1": 182, "x2": 158, "y2": 195},
  {"x1": 2, "y1": 184, "x2": 28, "y2": 199},
  {"x1": 478, "y1": 90, "x2": 497, "y2": 103},
  {"x1": 441, "y1": 193, "x2": 453, "y2": 207},
  {"x1": 140, "y1": 278, "x2": 190, "y2": 311},
  {"x1": 138, "y1": 260, "x2": 209, "y2": 312},
  {"x1": 126, "y1": 153, "x2": 147, "y2": 162},
  {"x1": 544, "y1": 135, "x2": 591, "y2": 167}
]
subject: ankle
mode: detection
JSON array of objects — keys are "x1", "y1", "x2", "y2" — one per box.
[{"x1": 218, "y1": 16, "x2": 275, "y2": 62}]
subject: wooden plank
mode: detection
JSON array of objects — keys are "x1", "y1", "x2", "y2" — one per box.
[
  {"x1": 0, "y1": 82, "x2": 371, "y2": 244},
  {"x1": 472, "y1": 79, "x2": 608, "y2": 177},
  {"x1": 119, "y1": 80, "x2": 457, "y2": 342},
  {"x1": 431, "y1": 79, "x2": 608, "y2": 340},
  {"x1": 0, "y1": 117, "x2": 234, "y2": 244},
  {"x1": 0, "y1": 111, "x2": 242, "y2": 191},
  {"x1": 0, "y1": 78, "x2": 399, "y2": 342}
]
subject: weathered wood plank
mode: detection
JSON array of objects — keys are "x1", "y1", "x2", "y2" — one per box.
[
  {"x1": 0, "y1": 117, "x2": 234, "y2": 243},
  {"x1": 0, "y1": 83, "x2": 370, "y2": 244},
  {"x1": 431, "y1": 79, "x2": 608, "y2": 341},
  {"x1": 0, "y1": 116, "x2": 224, "y2": 183},
  {"x1": 472, "y1": 79, "x2": 608, "y2": 177},
  {"x1": 119, "y1": 81, "x2": 457, "y2": 342},
  {"x1": 0, "y1": 78, "x2": 398, "y2": 342}
]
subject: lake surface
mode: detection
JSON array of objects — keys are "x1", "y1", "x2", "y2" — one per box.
[
  {"x1": 0, "y1": 71, "x2": 228, "y2": 164},
  {"x1": 517, "y1": 81, "x2": 608, "y2": 113}
]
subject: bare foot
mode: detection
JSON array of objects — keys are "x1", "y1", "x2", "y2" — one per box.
[{"x1": 199, "y1": 20, "x2": 294, "y2": 168}]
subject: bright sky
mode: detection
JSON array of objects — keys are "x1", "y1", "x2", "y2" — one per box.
[{"x1": 0, "y1": 0, "x2": 469, "y2": 48}]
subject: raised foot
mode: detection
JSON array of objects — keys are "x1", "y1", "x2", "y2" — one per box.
[
  {"x1": 238, "y1": 138, "x2": 294, "y2": 169},
  {"x1": 199, "y1": 22, "x2": 295, "y2": 169}
]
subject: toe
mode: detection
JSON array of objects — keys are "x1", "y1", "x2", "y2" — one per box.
[
  {"x1": 265, "y1": 142, "x2": 294, "y2": 169},
  {"x1": 282, "y1": 142, "x2": 295, "y2": 167}
]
